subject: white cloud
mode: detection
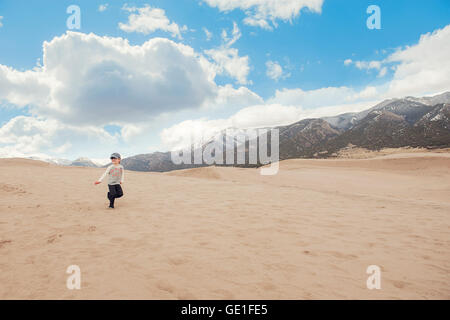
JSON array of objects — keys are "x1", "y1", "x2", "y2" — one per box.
[
  {"x1": 266, "y1": 61, "x2": 282, "y2": 80},
  {"x1": 386, "y1": 24, "x2": 450, "y2": 97},
  {"x1": 202, "y1": 0, "x2": 324, "y2": 30},
  {"x1": 266, "y1": 60, "x2": 290, "y2": 81},
  {"x1": 0, "y1": 16, "x2": 3, "y2": 28},
  {"x1": 203, "y1": 27, "x2": 213, "y2": 41},
  {"x1": 120, "y1": 123, "x2": 147, "y2": 142},
  {"x1": 0, "y1": 31, "x2": 221, "y2": 125},
  {"x1": 205, "y1": 47, "x2": 250, "y2": 85},
  {"x1": 345, "y1": 24, "x2": 450, "y2": 95},
  {"x1": 344, "y1": 59, "x2": 352, "y2": 66},
  {"x1": 354, "y1": 60, "x2": 382, "y2": 70},
  {"x1": 221, "y1": 21, "x2": 241, "y2": 46},
  {"x1": 243, "y1": 17, "x2": 273, "y2": 30},
  {"x1": 0, "y1": 116, "x2": 115, "y2": 158},
  {"x1": 53, "y1": 141, "x2": 72, "y2": 154},
  {"x1": 204, "y1": 22, "x2": 251, "y2": 85},
  {"x1": 119, "y1": 5, "x2": 187, "y2": 39},
  {"x1": 161, "y1": 118, "x2": 227, "y2": 150},
  {"x1": 378, "y1": 66, "x2": 387, "y2": 78},
  {"x1": 267, "y1": 86, "x2": 378, "y2": 108},
  {"x1": 344, "y1": 58, "x2": 386, "y2": 77},
  {"x1": 98, "y1": 4, "x2": 108, "y2": 12},
  {"x1": 0, "y1": 64, "x2": 52, "y2": 107},
  {"x1": 213, "y1": 84, "x2": 263, "y2": 109},
  {"x1": 0, "y1": 31, "x2": 261, "y2": 158}
]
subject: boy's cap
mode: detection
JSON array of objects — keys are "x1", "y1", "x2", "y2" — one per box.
[{"x1": 110, "y1": 152, "x2": 121, "y2": 159}]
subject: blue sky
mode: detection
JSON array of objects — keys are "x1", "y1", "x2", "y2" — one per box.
[{"x1": 0, "y1": 0, "x2": 449, "y2": 162}]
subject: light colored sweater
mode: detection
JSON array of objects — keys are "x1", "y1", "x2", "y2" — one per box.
[{"x1": 98, "y1": 164, "x2": 124, "y2": 185}]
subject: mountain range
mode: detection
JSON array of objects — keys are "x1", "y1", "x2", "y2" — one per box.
[
  {"x1": 22, "y1": 92, "x2": 450, "y2": 172},
  {"x1": 26, "y1": 156, "x2": 102, "y2": 168},
  {"x1": 121, "y1": 92, "x2": 450, "y2": 172}
]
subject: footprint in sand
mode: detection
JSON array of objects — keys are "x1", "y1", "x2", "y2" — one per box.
[
  {"x1": 302, "y1": 250, "x2": 318, "y2": 256},
  {"x1": 0, "y1": 240, "x2": 12, "y2": 248},
  {"x1": 261, "y1": 282, "x2": 277, "y2": 291},
  {"x1": 47, "y1": 234, "x2": 63, "y2": 244},
  {"x1": 167, "y1": 257, "x2": 188, "y2": 266},
  {"x1": 0, "y1": 183, "x2": 27, "y2": 194},
  {"x1": 88, "y1": 226, "x2": 97, "y2": 232},
  {"x1": 156, "y1": 280, "x2": 175, "y2": 294},
  {"x1": 391, "y1": 280, "x2": 409, "y2": 289}
]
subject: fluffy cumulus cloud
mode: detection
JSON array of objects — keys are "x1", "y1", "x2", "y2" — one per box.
[
  {"x1": 344, "y1": 24, "x2": 450, "y2": 92},
  {"x1": 344, "y1": 59, "x2": 386, "y2": 78},
  {"x1": 213, "y1": 84, "x2": 263, "y2": 109},
  {"x1": 204, "y1": 48, "x2": 250, "y2": 84},
  {"x1": 0, "y1": 115, "x2": 116, "y2": 158},
  {"x1": 265, "y1": 60, "x2": 290, "y2": 81},
  {"x1": 204, "y1": 22, "x2": 251, "y2": 84},
  {"x1": 266, "y1": 60, "x2": 282, "y2": 80},
  {"x1": 0, "y1": 31, "x2": 261, "y2": 158},
  {"x1": 202, "y1": 0, "x2": 324, "y2": 30},
  {"x1": 119, "y1": 5, "x2": 188, "y2": 39},
  {"x1": 386, "y1": 24, "x2": 450, "y2": 97},
  {"x1": 0, "y1": 65, "x2": 51, "y2": 108},
  {"x1": 0, "y1": 31, "x2": 221, "y2": 125}
]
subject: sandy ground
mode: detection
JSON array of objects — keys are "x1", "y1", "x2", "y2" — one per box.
[
  {"x1": 335, "y1": 146, "x2": 450, "y2": 159},
  {"x1": 0, "y1": 152, "x2": 449, "y2": 299}
]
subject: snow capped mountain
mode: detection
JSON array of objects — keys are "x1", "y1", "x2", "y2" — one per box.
[
  {"x1": 25, "y1": 156, "x2": 100, "y2": 167},
  {"x1": 323, "y1": 92, "x2": 450, "y2": 130},
  {"x1": 406, "y1": 92, "x2": 450, "y2": 106},
  {"x1": 26, "y1": 156, "x2": 73, "y2": 166},
  {"x1": 201, "y1": 127, "x2": 263, "y2": 150},
  {"x1": 122, "y1": 91, "x2": 450, "y2": 171},
  {"x1": 71, "y1": 157, "x2": 98, "y2": 167}
]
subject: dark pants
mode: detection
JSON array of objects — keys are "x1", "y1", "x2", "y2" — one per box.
[{"x1": 107, "y1": 184, "x2": 123, "y2": 207}]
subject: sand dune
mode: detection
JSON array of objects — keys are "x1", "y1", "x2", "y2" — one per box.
[{"x1": 0, "y1": 153, "x2": 449, "y2": 299}]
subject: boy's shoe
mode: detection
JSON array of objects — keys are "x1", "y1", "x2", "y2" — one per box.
[{"x1": 108, "y1": 205, "x2": 114, "y2": 209}]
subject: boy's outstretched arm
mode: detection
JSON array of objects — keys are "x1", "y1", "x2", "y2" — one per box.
[
  {"x1": 120, "y1": 167, "x2": 124, "y2": 184},
  {"x1": 94, "y1": 165, "x2": 110, "y2": 185}
]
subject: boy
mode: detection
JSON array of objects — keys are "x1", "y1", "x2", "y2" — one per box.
[{"x1": 94, "y1": 153, "x2": 124, "y2": 209}]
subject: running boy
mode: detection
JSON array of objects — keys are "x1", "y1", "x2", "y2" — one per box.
[{"x1": 94, "y1": 153, "x2": 124, "y2": 209}]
